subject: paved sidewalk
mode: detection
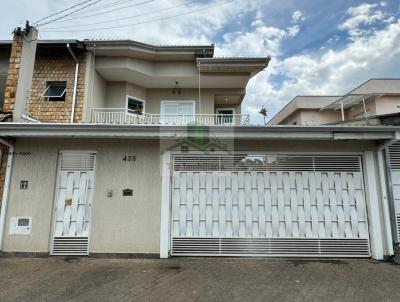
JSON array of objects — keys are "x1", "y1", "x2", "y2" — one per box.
[{"x1": 0, "y1": 257, "x2": 399, "y2": 301}]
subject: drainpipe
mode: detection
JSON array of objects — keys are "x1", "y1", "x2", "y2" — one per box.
[
  {"x1": 198, "y1": 61, "x2": 201, "y2": 114},
  {"x1": 0, "y1": 139, "x2": 14, "y2": 250},
  {"x1": 67, "y1": 44, "x2": 79, "y2": 124}
]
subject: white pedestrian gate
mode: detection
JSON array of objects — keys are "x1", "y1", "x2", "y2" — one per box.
[
  {"x1": 388, "y1": 143, "x2": 400, "y2": 242},
  {"x1": 170, "y1": 154, "x2": 370, "y2": 257},
  {"x1": 51, "y1": 152, "x2": 96, "y2": 256}
]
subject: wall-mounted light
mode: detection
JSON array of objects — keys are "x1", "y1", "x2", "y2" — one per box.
[{"x1": 172, "y1": 81, "x2": 181, "y2": 95}]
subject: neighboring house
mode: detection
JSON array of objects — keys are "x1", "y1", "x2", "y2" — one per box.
[
  {"x1": 268, "y1": 79, "x2": 400, "y2": 126},
  {"x1": 268, "y1": 96, "x2": 342, "y2": 126},
  {"x1": 0, "y1": 26, "x2": 399, "y2": 261}
]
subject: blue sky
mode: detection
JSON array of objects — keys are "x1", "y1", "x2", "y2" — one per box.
[{"x1": 1, "y1": 0, "x2": 400, "y2": 123}]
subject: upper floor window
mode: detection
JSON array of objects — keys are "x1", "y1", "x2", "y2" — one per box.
[
  {"x1": 42, "y1": 81, "x2": 67, "y2": 102},
  {"x1": 160, "y1": 101, "x2": 195, "y2": 124},
  {"x1": 127, "y1": 96, "x2": 145, "y2": 115}
]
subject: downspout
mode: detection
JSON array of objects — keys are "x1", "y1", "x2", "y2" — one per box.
[
  {"x1": 0, "y1": 139, "x2": 14, "y2": 250},
  {"x1": 67, "y1": 43, "x2": 79, "y2": 124},
  {"x1": 198, "y1": 61, "x2": 201, "y2": 114}
]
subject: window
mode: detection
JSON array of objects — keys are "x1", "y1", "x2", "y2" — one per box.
[
  {"x1": 127, "y1": 96, "x2": 145, "y2": 115},
  {"x1": 161, "y1": 101, "x2": 195, "y2": 124},
  {"x1": 42, "y1": 81, "x2": 67, "y2": 102}
]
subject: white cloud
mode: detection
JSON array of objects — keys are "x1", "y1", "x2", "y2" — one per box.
[
  {"x1": 217, "y1": 20, "x2": 287, "y2": 57},
  {"x1": 338, "y1": 3, "x2": 386, "y2": 37},
  {"x1": 292, "y1": 10, "x2": 305, "y2": 23},
  {"x1": 243, "y1": 18, "x2": 400, "y2": 124},
  {"x1": 3, "y1": 0, "x2": 267, "y2": 45},
  {"x1": 286, "y1": 25, "x2": 300, "y2": 37}
]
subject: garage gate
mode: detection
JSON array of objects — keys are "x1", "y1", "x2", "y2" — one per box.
[{"x1": 170, "y1": 154, "x2": 370, "y2": 257}]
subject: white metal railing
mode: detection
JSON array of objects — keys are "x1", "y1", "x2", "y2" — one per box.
[{"x1": 91, "y1": 108, "x2": 250, "y2": 126}]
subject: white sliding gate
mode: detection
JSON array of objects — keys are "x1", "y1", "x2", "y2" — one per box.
[
  {"x1": 170, "y1": 154, "x2": 370, "y2": 257},
  {"x1": 51, "y1": 152, "x2": 96, "y2": 256},
  {"x1": 388, "y1": 143, "x2": 400, "y2": 242}
]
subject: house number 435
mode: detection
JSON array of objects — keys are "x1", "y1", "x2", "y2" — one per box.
[{"x1": 123, "y1": 155, "x2": 136, "y2": 162}]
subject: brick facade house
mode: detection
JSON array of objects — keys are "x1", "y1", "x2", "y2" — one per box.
[
  {"x1": 27, "y1": 51, "x2": 86, "y2": 123},
  {"x1": 0, "y1": 29, "x2": 86, "y2": 208}
]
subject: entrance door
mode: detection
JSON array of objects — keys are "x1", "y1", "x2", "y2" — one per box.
[
  {"x1": 51, "y1": 152, "x2": 96, "y2": 256},
  {"x1": 170, "y1": 154, "x2": 370, "y2": 257},
  {"x1": 216, "y1": 108, "x2": 235, "y2": 125}
]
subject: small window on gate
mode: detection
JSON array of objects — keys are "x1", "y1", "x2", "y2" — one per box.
[{"x1": 42, "y1": 81, "x2": 67, "y2": 102}]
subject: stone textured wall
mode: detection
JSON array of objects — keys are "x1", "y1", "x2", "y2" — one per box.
[
  {"x1": 3, "y1": 35, "x2": 22, "y2": 112},
  {"x1": 27, "y1": 53, "x2": 86, "y2": 123}
]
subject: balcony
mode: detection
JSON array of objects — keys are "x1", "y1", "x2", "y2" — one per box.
[{"x1": 91, "y1": 108, "x2": 250, "y2": 126}]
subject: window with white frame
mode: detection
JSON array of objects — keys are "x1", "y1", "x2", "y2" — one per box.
[
  {"x1": 160, "y1": 101, "x2": 195, "y2": 124},
  {"x1": 42, "y1": 81, "x2": 67, "y2": 102},
  {"x1": 127, "y1": 96, "x2": 145, "y2": 115}
]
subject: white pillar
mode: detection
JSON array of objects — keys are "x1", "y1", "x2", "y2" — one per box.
[
  {"x1": 363, "y1": 151, "x2": 384, "y2": 259},
  {"x1": 159, "y1": 152, "x2": 171, "y2": 258}
]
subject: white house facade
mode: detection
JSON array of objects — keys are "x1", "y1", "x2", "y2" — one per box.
[{"x1": 0, "y1": 26, "x2": 399, "y2": 261}]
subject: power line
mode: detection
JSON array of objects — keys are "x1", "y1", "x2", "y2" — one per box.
[
  {"x1": 48, "y1": 0, "x2": 155, "y2": 25},
  {"x1": 41, "y1": 0, "x2": 235, "y2": 32},
  {"x1": 49, "y1": 0, "x2": 156, "y2": 23},
  {"x1": 33, "y1": 0, "x2": 98, "y2": 25},
  {"x1": 36, "y1": 0, "x2": 103, "y2": 27},
  {"x1": 44, "y1": 0, "x2": 198, "y2": 29}
]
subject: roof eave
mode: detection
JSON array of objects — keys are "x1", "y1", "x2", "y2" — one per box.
[
  {"x1": 0, "y1": 123, "x2": 398, "y2": 141},
  {"x1": 84, "y1": 40, "x2": 215, "y2": 53}
]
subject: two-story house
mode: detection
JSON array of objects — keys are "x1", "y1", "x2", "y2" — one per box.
[{"x1": 0, "y1": 26, "x2": 399, "y2": 261}]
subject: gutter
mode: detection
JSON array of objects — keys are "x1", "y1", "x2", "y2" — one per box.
[
  {"x1": 0, "y1": 139, "x2": 14, "y2": 251},
  {"x1": 0, "y1": 123, "x2": 398, "y2": 140},
  {"x1": 83, "y1": 40, "x2": 214, "y2": 52},
  {"x1": 66, "y1": 44, "x2": 79, "y2": 124}
]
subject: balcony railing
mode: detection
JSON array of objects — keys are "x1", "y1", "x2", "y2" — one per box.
[{"x1": 91, "y1": 108, "x2": 250, "y2": 126}]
